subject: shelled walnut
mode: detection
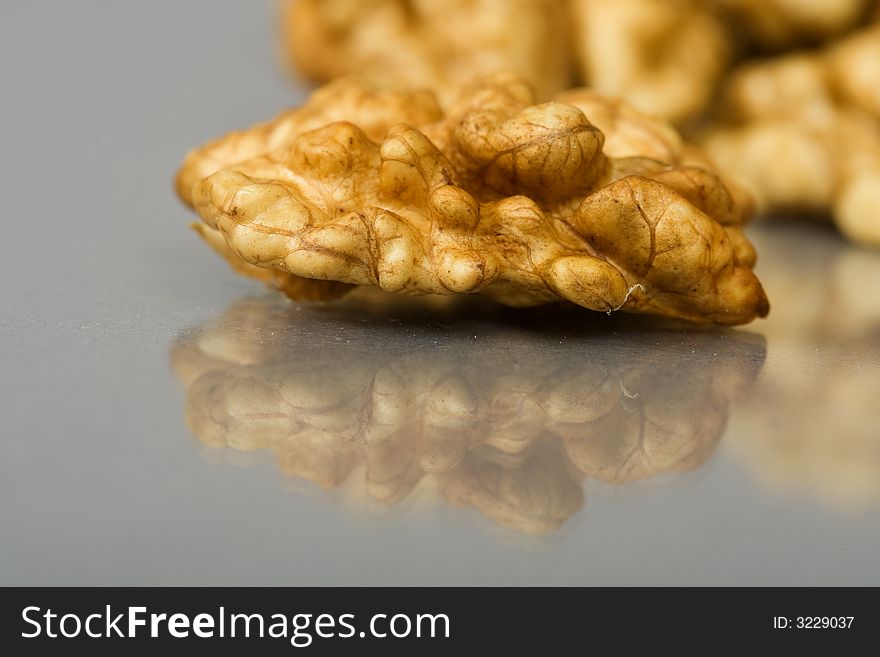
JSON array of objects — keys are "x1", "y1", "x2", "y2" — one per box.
[
  {"x1": 281, "y1": 0, "x2": 572, "y2": 103},
  {"x1": 275, "y1": 0, "x2": 880, "y2": 245},
  {"x1": 280, "y1": 1, "x2": 878, "y2": 124},
  {"x1": 175, "y1": 78, "x2": 444, "y2": 206},
  {"x1": 282, "y1": 0, "x2": 731, "y2": 124},
  {"x1": 177, "y1": 74, "x2": 768, "y2": 325},
  {"x1": 715, "y1": 0, "x2": 874, "y2": 49},
  {"x1": 171, "y1": 295, "x2": 765, "y2": 535},
  {"x1": 569, "y1": 0, "x2": 730, "y2": 125},
  {"x1": 702, "y1": 23, "x2": 880, "y2": 246}
]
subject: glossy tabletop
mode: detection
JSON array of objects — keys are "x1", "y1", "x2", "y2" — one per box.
[{"x1": 1, "y1": 1, "x2": 878, "y2": 585}]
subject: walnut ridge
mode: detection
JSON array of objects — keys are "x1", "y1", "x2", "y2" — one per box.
[{"x1": 177, "y1": 74, "x2": 768, "y2": 325}]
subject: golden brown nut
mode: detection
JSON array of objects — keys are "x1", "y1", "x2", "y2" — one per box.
[
  {"x1": 569, "y1": 0, "x2": 730, "y2": 125},
  {"x1": 170, "y1": 295, "x2": 766, "y2": 534},
  {"x1": 278, "y1": 0, "x2": 880, "y2": 131},
  {"x1": 715, "y1": 0, "x2": 873, "y2": 49},
  {"x1": 552, "y1": 88, "x2": 683, "y2": 163},
  {"x1": 702, "y1": 24, "x2": 880, "y2": 246},
  {"x1": 178, "y1": 74, "x2": 768, "y2": 325},
  {"x1": 828, "y1": 22, "x2": 880, "y2": 118},
  {"x1": 280, "y1": 0, "x2": 732, "y2": 125},
  {"x1": 281, "y1": 0, "x2": 572, "y2": 103},
  {"x1": 176, "y1": 78, "x2": 443, "y2": 206},
  {"x1": 176, "y1": 79, "x2": 443, "y2": 301}
]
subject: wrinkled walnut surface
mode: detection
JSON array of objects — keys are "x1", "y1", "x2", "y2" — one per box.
[
  {"x1": 171, "y1": 295, "x2": 765, "y2": 535},
  {"x1": 177, "y1": 74, "x2": 768, "y2": 325},
  {"x1": 176, "y1": 78, "x2": 444, "y2": 206}
]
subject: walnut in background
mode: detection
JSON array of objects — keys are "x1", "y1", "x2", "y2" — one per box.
[
  {"x1": 278, "y1": 0, "x2": 880, "y2": 246},
  {"x1": 716, "y1": 0, "x2": 874, "y2": 49},
  {"x1": 282, "y1": 0, "x2": 730, "y2": 125},
  {"x1": 282, "y1": 0, "x2": 572, "y2": 103},
  {"x1": 279, "y1": 1, "x2": 878, "y2": 123},
  {"x1": 702, "y1": 23, "x2": 880, "y2": 246},
  {"x1": 569, "y1": 0, "x2": 730, "y2": 126}
]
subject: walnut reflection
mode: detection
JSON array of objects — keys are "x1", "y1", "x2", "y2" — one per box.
[
  {"x1": 728, "y1": 227, "x2": 880, "y2": 510},
  {"x1": 171, "y1": 293, "x2": 765, "y2": 535}
]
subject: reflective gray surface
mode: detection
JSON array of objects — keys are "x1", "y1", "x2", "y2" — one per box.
[{"x1": 1, "y1": 1, "x2": 878, "y2": 585}]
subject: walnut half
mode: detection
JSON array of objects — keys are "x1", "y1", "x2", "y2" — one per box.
[
  {"x1": 177, "y1": 74, "x2": 768, "y2": 325},
  {"x1": 702, "y1": 23, "x2": 880, "y2": 247}
]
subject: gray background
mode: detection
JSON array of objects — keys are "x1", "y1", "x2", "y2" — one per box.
[{"x1": 1, "y1": 1, "x2": 877, "y2": 585}]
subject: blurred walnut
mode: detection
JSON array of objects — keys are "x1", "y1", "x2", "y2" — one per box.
[
  {"x1": 280, "y1": 0, "x2": 731, "y2": 124},
  {"x1": 569, "y1": 0, "x2": 730, "y2": 125},
  {"x1": 702, "y1": 24, "x2": 880, "y2": 246},
  {"x1": 715, "y1": 0, "x2": 873, "y2": 49},
  {"x1": 281, "y1": 0, "x2": 571, "y2": 103},
  {"x1": 277, "y1": 0, "x2": 880, "y2": 129},
  {"x1": 177, "y1": 74, "x2": 767, "y2": 325},
  {"x1": 828, "y1": 22, "x2": 880, "y2": 117},
  {"x1": 171, "y1": 295, "x2": 765, "y2": 534}
]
